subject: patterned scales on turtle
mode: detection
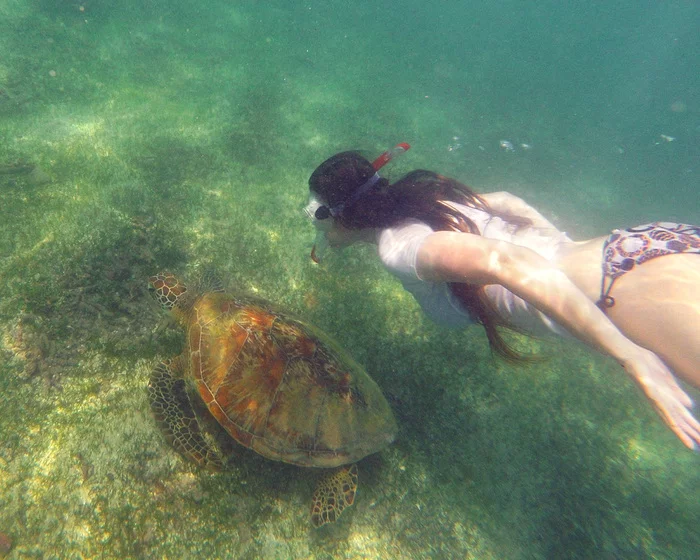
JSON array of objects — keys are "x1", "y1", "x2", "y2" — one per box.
[{"x1": 147, "y1": 272, "x2": 397, "y2": 527}]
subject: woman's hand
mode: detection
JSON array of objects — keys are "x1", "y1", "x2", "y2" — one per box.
[{"x1": 622, "y1": 348, "x2": 700, "y2": 450}]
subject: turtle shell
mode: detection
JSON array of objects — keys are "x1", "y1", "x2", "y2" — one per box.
[{"x1": 185, "y1": 291, "x2": 397, "y2": 468}]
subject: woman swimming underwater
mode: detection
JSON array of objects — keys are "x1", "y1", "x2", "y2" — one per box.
[{"x1": 304, "y1": 144, "x2": 700, "y2": 450}]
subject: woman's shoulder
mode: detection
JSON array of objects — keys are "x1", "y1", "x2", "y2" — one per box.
[{"x1": 377, "y1": 220, "x2": 435, "y2": 279}]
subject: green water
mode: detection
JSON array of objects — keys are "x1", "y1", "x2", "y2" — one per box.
[{"x1": 0, "y1": 1, "x2": 698, "y2": 558}]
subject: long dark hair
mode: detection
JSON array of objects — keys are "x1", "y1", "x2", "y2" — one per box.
[{"x1": 309, "y1": 151, "x2": 532, "y2": 361}]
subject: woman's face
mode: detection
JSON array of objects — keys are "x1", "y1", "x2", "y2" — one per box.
[
  {"x1": 304, "y1": 193, "x2": 374, "y2": 262},
  {"x1": 325, "y1": 221, "x2": 366, "y2": 247}
]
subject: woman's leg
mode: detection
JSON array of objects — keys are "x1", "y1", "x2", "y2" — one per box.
[{"x1": 607, "y1": 254, "x2": 700, "y2": 389}]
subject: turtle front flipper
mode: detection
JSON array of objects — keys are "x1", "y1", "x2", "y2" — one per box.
[
  {"x1": 310, "y1": 464, "x2": 359, "y2": 528},
  {"x1": 148, "y1": 357, "x2": 223, "y2": 470}
]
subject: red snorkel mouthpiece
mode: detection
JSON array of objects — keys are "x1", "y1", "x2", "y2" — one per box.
[
  {"x1": 310, "y1": 246, "x2": 319, "y2": 264},
  {"x1": 371, "y1": 142, "x2": 411, "y2": 171}
]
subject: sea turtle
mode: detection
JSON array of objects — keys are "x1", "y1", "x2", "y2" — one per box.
[{"x1": 147, "y1": 272, "x2": 397, "y2": 527}]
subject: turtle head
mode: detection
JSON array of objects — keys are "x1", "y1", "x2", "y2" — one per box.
[{"x1": 148, "y1": 272, "x2": 188, "y2": 311}]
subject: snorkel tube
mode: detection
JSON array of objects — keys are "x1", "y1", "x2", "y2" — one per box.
[
  {"x1": 371, "y1": 142, "x2": 411, "y2": 171},
  {"x1": 309, "y1": 142, "x2": 411, "y2": 263}
]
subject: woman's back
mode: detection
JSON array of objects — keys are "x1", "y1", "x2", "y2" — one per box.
[
  {"x1": 378, "y1": 204, "x2": 579, "y2": 336},
  {"x1": 455, "y1": 199, "x2": 610, "y2": 307}
]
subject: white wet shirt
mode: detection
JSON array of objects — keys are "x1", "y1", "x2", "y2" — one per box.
[{"x1": 377, "y1": 203, "x2": 572, "y2": 336}]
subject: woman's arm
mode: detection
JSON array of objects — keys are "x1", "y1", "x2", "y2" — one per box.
[
  {"x1": 416, "y1": 231, "x2": 700, "y2": 449},
  {"x1": 481, "y1": 191, "x2": 561, "y2": 232}
]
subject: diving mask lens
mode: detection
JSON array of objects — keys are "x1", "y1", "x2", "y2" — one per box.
[
  {"x1": 304, "y1": 196, "x2": 322, "y2": 220},
  {"x1": 314, "y1": 205, "x2": 331, "y2": 220},
  {"x1": 305, "y1": 194, "x2": 333, "y2": 263},
  {"x1": 304, "y1": 195, "x2": 333, "y2": 231}
]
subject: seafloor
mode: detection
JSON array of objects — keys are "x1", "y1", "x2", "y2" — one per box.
[{"x1": 1, "y1": 2, "x2": 698, "y2": 559}]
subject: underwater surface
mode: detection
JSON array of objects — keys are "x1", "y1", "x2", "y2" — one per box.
[{"x1": 0, "y1": 1, "x2": 698, "y2": 558}]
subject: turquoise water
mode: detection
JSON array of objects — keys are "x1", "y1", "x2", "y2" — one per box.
[{"x1": 0, "y1": 1, "x2": 698, "y2": 558}]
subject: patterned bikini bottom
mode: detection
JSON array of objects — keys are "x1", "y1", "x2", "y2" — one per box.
[{"x1": 597, "y1": 221, "x2": 700, "y2": 311}]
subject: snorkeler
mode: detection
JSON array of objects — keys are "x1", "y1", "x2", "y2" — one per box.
[{"x1": 304, "y1": 144, "x2": 700, "y2": 451}]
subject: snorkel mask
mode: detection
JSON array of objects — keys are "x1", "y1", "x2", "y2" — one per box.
[{"x1": 305, "y1": 142, "x2": 411, "y2": 263}]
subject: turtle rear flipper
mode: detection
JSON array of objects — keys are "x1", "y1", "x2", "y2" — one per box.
[
  {"x1": 148, "y1": 358, "x2": 223, "y2": 470},
  {"x1": 310, "y1": 464, "x2": 359, "y2": 527}
]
